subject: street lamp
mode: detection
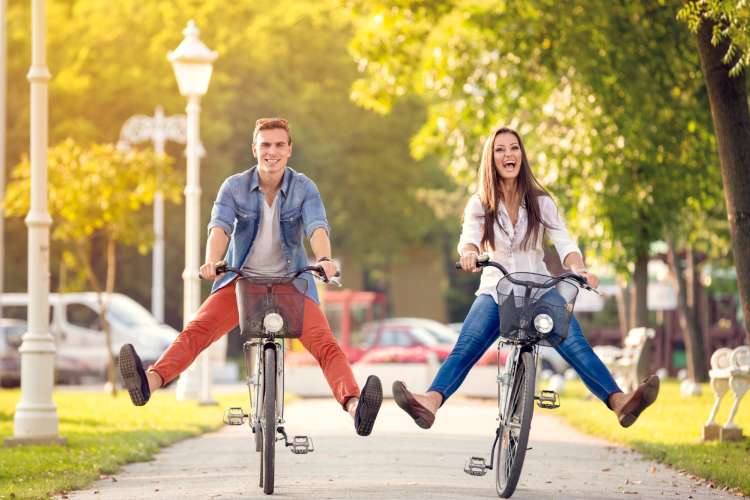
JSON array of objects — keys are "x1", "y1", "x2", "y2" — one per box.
[
  {"x1": 117, "y1": 107, "x2": 187, "y2": 324},
  {"x1": 169, "y1": 20, "x2": 217, "y2": 405},
  {"x1": 6, "y1": 0, "x2": 65, "y2": 446}
]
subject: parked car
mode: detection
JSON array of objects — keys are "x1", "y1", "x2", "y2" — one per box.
[
  {"x1": 0, "y1": 318, "x2": 95, "y2": 386},
  {"x1": 0, "y1": 293, "x2": 178, "y2": 382},
  {"x1": 0, "y1": 319, "x2": 24, "y2": 387},
  {"x1": 354, "y1": 319, "x2": 454, "y2": 364}
]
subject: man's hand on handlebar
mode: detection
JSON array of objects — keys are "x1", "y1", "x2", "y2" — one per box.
[
  {"x1": 200, "y1": 260, "x2": 224, "y2": 280},
  {"x1": 317, "y1": 260, "x2": 339, "y2": 281}
]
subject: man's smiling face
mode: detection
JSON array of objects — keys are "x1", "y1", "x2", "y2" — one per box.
[{"x1": 252, "y1": 128, "x2": 292, "y2": 176}]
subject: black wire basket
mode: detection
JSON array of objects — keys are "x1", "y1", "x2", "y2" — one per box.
[
  {"x1": 235, "y1": 277, "x2": 308, "y2": 339},
  {"x1": 496, "y1": 272, "x2": 579, "y2": 348}
]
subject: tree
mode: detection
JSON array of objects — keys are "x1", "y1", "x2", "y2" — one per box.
[
  {"x1": 346, "y1": 1, "x2": 738, "y2": 384},
  {"x1": 5, "y1": 139, "x2": 183, "y2": 393},
  {"x1": 347, "y1": 1, "x2": 725, "y2": 326},
  {"x1": 680, "y1": 2, "x2": 750, "y2": 345},
  {"x1": 6, "y1": 0, "x2": 451, "y2": 327}
]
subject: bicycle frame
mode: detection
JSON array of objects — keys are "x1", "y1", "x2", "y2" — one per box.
[
  {"x1": 461, "y1": 256, "x2": 590, "y2": 490},
  {"x1": 497, "y1": 342, "x2": 537, "y2": 427},
  {"x1": 245, "y1": 337, "x2": 286, "y2": 437},
  {"x1": 483, "y1": 339, "x2": 539, "y2": 468}
]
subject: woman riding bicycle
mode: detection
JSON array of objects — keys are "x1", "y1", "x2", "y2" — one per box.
[{"x1": 393, "y1": 125, "x2": 659, "y2": 430}]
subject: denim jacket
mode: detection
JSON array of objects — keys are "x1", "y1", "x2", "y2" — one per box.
[{"x1": 207, "y1": 166, "x2": 330, "y2": 303}]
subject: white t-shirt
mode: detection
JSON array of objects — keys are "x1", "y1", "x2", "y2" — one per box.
[
  {"x1": 243, "y1": 193, "x2": 287, "y2": 275},
  {"x1": 458, "y1": 194, "x2": 582, "y2": 302}
]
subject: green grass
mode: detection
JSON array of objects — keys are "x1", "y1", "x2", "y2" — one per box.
[
  {"x1": 557, "y1": 379, "x2": 750, "y2": 495},
  {"x1": 0, "y1": 388, "x2": 252, "y2": 499}
]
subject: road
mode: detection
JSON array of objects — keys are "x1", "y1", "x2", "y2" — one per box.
[{"x1": 62, "y1": 397, "x2": 742, "y2": 499}]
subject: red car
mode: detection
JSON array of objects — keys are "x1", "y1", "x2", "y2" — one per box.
[{"x1": 284, "y1": 317, "x2": 504, "y2": 366}]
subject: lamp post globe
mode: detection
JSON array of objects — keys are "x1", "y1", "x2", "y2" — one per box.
[{"x1": 168, "y1": 20, "x2": 217, "y2": 98}]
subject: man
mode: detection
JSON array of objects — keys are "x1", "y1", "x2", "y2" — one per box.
[{"x1": 119, "y1": 117, "x2": 382, "y2": 436}]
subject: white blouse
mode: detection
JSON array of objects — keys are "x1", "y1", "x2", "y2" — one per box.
[{"x1": 458, "y1": 194, "x2": 582, "y2": 302}]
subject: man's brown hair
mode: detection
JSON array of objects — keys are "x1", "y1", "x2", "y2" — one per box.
[{"x1": 253, "y1": 117, "x2": 291, "y2": 145}]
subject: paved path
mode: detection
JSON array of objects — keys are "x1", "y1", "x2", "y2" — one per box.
[{"x1": 62, "y1": 398, "x2": 743, "y2": 499}]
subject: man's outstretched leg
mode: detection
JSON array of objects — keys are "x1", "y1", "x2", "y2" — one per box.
[
  {"x1": 120, "y1": 284, "x2": 239, "y2": 406},
  {"x1": 299, "y1": 297, "x2": 383, "y2": 436}
]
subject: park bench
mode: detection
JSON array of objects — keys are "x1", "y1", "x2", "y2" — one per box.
[{"x1": 703, "y1": 345, "x2": 750, "y2": 441}]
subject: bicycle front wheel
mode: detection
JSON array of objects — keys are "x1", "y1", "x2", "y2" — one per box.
[
  {"x1": 495, "y1": 350, "x2": 535, "y2": 498},
  {"x1": 262, "y1": 346, "x2": 277, "y2": 495}
]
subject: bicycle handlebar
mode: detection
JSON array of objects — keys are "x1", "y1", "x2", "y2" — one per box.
[
  {"x1": 200, "y1": 261, "x2": 340, "y2": 284},
  {"x1": 455, "y1": 255, "x2": 595, "y2": 291}
]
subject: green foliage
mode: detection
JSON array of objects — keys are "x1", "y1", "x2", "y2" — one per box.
[
  {"x1": 6, "y1": 0, "x2": 451, "y2": 325},
  {"x1": 347, "y1": 0, "x2": 729, "y2": 278},
  {"x1": 5, "y1": 138, "x2": 183, "y2": 257},
  {"x1": 679, "y1": 0, "x2": 750, "y2": 76}
]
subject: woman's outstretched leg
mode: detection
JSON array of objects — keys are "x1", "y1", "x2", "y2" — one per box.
[
  {"x1": 393, "y1": 294, "x2": 499, "y2": 428},
  {"x1": 554, "y1": 315, "x2": 659, "y2": 427}
]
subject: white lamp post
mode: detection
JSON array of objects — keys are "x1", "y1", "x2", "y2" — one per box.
[
  {"x1": 169, "y1": 20, "x2": 218, "y2": 405},
  {"x1": 5, "y1": 0, "x2": 65, "y2": 446},
  {"x1": 117, "y1": 107, "x2": 187, "y2": 323},
  {"x1": 1, "y1": 0, "x2": 7, "y2": 319}
]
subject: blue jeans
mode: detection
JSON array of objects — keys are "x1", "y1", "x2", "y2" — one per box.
[{"x1": 429, "y1": 294, "x2": 621, "y2": 404}]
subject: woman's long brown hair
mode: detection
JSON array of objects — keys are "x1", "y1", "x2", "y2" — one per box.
[{"x1": 477, "y1": 126, "x2": 555, "y2": 251}]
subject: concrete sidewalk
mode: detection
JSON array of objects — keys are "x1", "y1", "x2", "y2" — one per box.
[{"x1": 61, "y1": 398, "x2": 744, "y2": 499}]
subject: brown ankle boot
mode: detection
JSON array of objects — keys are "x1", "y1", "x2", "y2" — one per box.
[{"x1": 615, "y1": 375, "x2": 660, "y2": 428}]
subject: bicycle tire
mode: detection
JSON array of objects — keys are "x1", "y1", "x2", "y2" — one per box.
[
  {"x1": 262, "y1": 346, "x2": 276, "y2": 495},
  {"x1": 495, "y1": 350, "x2": 535, "y2": 498}
]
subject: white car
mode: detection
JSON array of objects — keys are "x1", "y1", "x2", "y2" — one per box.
[{"x1": 0, "y1": 292, "x2": 178, "y2": 380}]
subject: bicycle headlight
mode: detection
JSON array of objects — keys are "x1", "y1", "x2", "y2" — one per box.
[
  {"x1": 263, "y1": 312, "x2": 284, "y2": 333},
  {"x1": 533, "y1": 313, "x2": 554, "y2": 334}
]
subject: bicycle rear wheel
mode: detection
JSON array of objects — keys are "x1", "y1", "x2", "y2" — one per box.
[
  {"x1": 262, "y1": 346, "x2": 277, "y2": 495},
  {"x1": 495, "y1": 350, "x2": 535, "y2": 498}
]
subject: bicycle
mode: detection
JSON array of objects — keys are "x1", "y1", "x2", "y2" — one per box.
[
  {"x1": 210, "y1": 262, "x2": 338, "y2": 495},
  {"x1": 460, "y1": 255, "x2": 594, "y2": 498}
]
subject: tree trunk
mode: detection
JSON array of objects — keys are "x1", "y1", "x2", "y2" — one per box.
[
  {"x1": 630, "y1": 248, "x2": 652, "y2": 381},
  {"x1": 615, "y1": 279, "x2": 631, "y2": 339},
  {"x1": 76, "y1": 238, "x2": 118, "y2": 396},
  {"x1": 696, "y1": 20, "x2": 750, "y2": 346},
  {"x1": 631, "y1": 250, "x2": 649, "y2": 328},
  {"x1": 667, "y1": 240, "x2": 709, "y2": 382},
  {"x1": 687, "y1": 249, "x2": 709, "y2": 381},
  {"x1": 101, "y1": 237, "x2": 118, "y2": 396}
]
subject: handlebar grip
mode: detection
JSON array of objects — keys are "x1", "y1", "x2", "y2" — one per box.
[
  {"x1": 454, "y1": 254, "x2": 490, "y2": 269},
  {"x1": 199, "y1": 260, "x2": 227, "y2": 280}
]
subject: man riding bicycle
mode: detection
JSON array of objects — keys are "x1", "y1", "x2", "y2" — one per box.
[{"x1": 119, "y1": 117, "x2": 383, "y2": 436}]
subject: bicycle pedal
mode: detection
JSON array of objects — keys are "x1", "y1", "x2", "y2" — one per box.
[
  {"x1": 290, "y1": 435, "x2": 314, "y2": 454},
  {"x1": 463, "y1": 456, "x2": 489, "y2": 476},
  {"x1": 536, "y1": 390, "x2": 560, "y2": 409},
  {"x1": 223, "y1": 407, "x2": 247, "y2": 425}
]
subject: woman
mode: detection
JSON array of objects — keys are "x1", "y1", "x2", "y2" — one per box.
[{"x1": 393, "y1": 126, "x2": 659, "y2": 429}]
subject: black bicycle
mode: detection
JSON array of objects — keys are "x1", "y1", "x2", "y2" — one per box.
[
  {"x1": 214, "y1": 262, "x2": 337, "y2": 495},
  {"x1": 460, "y1": 256, "x2": 594, "y2": 498}
]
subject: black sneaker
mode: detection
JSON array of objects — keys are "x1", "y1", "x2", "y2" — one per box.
[
  {"x1": 354, "y1": 375, "x2": 382, "y2": 436},
  {"x1": 119, "y1": 344, "x2": 151, "y2": 406}
]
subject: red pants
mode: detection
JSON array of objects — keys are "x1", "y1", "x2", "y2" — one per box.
[{"x1": 150, "y1": 281, "x2": 360, "y2": 409}]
